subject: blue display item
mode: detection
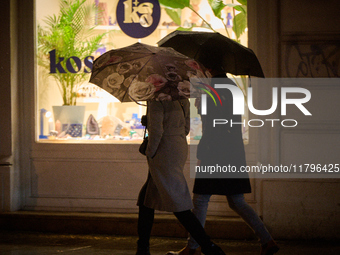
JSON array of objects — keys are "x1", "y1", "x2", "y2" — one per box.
[
  {"x1": 39, "y1": 108, "x2": 52, "y2": 139},
  {"x1": 227, "y1": 12, "x2": 233, "y2": 28},
  {"x1": 62, "y1": 124, "x2": 83, "y2": 137},
  {"x1": 95, "y1": 45, "x2": 106, "y2": 55},
  {"x1": 130, "y1": 113, "x2": 142, "y2": 129}
]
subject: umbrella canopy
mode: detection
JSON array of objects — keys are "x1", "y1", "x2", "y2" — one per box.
[
  {"x1": 89, "y1": 42, "x2": 210, "y2": 102},
  {"x1": 157, "y1": 31, "x2": 265, "y2": 77}
]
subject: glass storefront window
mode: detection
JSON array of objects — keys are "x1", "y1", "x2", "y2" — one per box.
[{"x1": 36, "y1": 0, "x2": 248, "y2": 143}]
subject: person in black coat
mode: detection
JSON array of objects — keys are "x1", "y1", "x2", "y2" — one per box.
[{"x1": 167, "y1": 69, "x2": 279, "y2": 255}]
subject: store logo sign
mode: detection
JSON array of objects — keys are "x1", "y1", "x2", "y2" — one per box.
[
  {"x1": 116, "y1": 0, "x2": 160, "y2": 38},
  {"x1": 49, "y1": 49, "x2": 93, "y2": 74}
]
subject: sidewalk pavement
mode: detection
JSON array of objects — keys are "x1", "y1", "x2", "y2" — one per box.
[{"x1": 0, "y1": 231, "x2": 339, "y2": 255}]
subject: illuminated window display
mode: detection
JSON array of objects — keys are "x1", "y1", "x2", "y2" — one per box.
[{"x1": 36, "y1": 0, "x2": 248, "y2": 143}]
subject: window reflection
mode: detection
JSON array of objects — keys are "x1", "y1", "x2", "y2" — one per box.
[{"x1": 36, "y1": 0, "x2": 248, "y2": 143}]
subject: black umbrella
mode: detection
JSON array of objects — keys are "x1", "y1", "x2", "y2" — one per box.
[{"x1": 157, "y1": 30, "x2": 264, "y2": 77}]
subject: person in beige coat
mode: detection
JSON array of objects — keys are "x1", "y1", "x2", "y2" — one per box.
[{"x1": 136, "y1": 99, "x2": 225, "y2": 255}]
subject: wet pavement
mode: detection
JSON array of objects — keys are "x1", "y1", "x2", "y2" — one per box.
[{"x1": 0, "y1": 231, "x2": 339, "y2": 255}]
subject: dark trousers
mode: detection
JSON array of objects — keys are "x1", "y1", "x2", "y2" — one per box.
[{"x1": 137, "y1": 183, "x2": 211, "y2": 250}]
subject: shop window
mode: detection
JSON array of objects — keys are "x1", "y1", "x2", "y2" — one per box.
[{"x1": 36, "y1": 0, "x2": 248, "y2": 143}]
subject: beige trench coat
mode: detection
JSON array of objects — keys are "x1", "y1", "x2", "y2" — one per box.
[{"x1": 138, "y1": 99, "x2": 193, "y2": 212}]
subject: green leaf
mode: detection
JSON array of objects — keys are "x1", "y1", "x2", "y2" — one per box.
[
  {"x1": 226, "y1": 3, "x2": 246, "y2": 14},
  {"x1": 234, "y1": 5, "x2": 247, "y2": 13},
  {"x1": 237, "y1": 0, "x2": 247, "y2": 5},
  {"x1": 164, "y1": 8, "x2": 181, "y2": 26},
  {"x1": 158, "y1": 0, "x2": 190, "y2": 9},
  {"x1": 208, "y1": 0, "x2": 227, "y2": 19},
  {"x1": 233, "y1": 12, "x2": 247, "y2": 39}
]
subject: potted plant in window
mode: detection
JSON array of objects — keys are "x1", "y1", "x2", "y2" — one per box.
[{"x1": 37, "y1": 0, "x2": 107, "y2": 136}]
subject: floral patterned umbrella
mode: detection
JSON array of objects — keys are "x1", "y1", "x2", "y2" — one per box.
[{"x1": 89, "y1": 42, "x2": 211, "y2": 102}]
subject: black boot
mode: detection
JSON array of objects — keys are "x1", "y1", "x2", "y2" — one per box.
[
  {"x1": 136, "y1": 240, "x2": 151, "y2": 255},
  {"x1": 201, "y1": 242, "x2": 225, "y2": 255},
  {"x1": 173, "y1": 211, "x2": 226, "y2": 255},
  {"x1": 136, "y1": 184, "x2": 154, "y2": 255},
  {"x1": 136, "y1": 246, "x2": 150, "y2": 255}
]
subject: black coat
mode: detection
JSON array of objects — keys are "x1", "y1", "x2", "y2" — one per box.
[{"x1": 193, "y1": 75, "x2": 251, "y2": 195}]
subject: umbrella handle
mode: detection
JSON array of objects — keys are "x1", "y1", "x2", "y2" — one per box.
[{"x1": 128, "y1": 94, "x2": 147, "y2": 106}]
